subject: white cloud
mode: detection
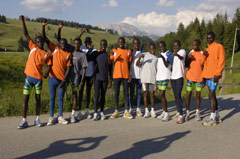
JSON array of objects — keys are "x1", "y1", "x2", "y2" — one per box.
[
  {"x1": 121, "y1": 0, "x2": 240, "y2": 36},
  {"x1": 101, "y1": 0, "x2": 119, "y2": 8},
  {"x1": 20, "y1": 0, "x2": 72, "y2": 13},
  {"x1": 157, "y1": 0, "x2": 174, "y2": 7}
]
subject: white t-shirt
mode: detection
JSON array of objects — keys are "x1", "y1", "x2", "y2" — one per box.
[
  {"x1": 131, "y1": 50, "x2": 144, "y2": 79},
  {"x1": 156, "y1": 50, "x2": 172, "y2": 81},
  {"x1": 80, "y1": 45, "x2": 97, "y2": 77},
  {"x1": 171, "y1": 49, "x2": 186, "y2": 80},
  {"x1": 140, "y1": 52, "x2": 158, "y2": 84}
]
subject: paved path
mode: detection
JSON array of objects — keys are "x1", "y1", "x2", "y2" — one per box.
[{"x1": 0, "y1": 94, "x2": 240, "y2": 159}]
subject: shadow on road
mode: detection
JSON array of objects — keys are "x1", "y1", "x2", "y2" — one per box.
[
  {"x1": 16, "y1": 136, "x2": 107, "y2": 159},
  {"x1": 104, "y1": 131, "x2": 191, "y2": 159}
]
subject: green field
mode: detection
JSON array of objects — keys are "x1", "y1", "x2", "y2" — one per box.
[
  {"x1": 0, "y1": 18, "x2": 240, "y2": 117},
  {"x1": 0, "y1": 18, "x2": 131, "y2": 51}
]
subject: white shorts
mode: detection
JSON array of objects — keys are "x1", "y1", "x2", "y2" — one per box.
[{"x1": 142, "y1": 83, "x2": 155, "y2": 91}]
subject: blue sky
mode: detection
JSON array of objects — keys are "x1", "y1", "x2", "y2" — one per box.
[{"x1": 1, "y1": 0, "x2": 240, "y2": 36}]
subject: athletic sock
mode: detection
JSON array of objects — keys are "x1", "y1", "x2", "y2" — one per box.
[
  {"x1": 124, "y1": 109, "x2": 128, "y2": 113},
  {"x1": 36, "y1": 116, "x2": 40, "y2": 120},
  {"x1": 71, "y1": 110, "x2": 75, "y2": 116},
  {"x1": 186, "y1": 110, "x2": 190, "y2": 115},
  {"x1": 196, "y1": 109, "x2": 200, "y2": 114},
  {"x1": 145, "y1": 108, "x2": 149, "y2": 112},
  {"x1": 100, "y1": 112, "x2": 104, "y2": 115},
  {"x1": 23, "y1": 118, "x2": 26, "y2": 122},
  {"x1": 137, "y1": 108, "x2": 140, "y2": 111},
  {"x1": 151, "y1": 108, "x2": 154, "y2": 112}
]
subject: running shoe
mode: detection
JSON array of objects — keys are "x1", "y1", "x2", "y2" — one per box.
[
  {"x1": 76, "y1": 112, "x2": 83, "y2": 121},
  {"x1": 124, "y1": 112, "x2": 133, "y2": 119},
  {"x1": 143, "y1": 111, "x2": 151, "y2": 118},
  {"x1": 92, "y1": 113, "x2": 99, "y2": 121},
  {"x1": 195, "y1": 113, "x2": 201, "y2": 121},
  {"x1": 58, "y1": 116, "x2": 69, "y2": 124},
  {"x1": 110, "y1": 110, "x2": 119, "y2": 119},
  {"x1": 157, "y1": 112, "x2": 165, "y2": 119},
  {"x1": 100, "y1": 113, "x2": 106, "y2": 120},
  {"x1": 185, "y1": 113, "x2": 190, "y2": 121},
  {"x1": 17, "y1": 121, "x2": 28, "y2": 129},
  {"x1": 151, "y1": 110, "x2": 156, "y2": 118},
  {"x1": 47, "y1": 117, "x2": 54, "y2": 126},
  {"x1": 34, "y1": 119, "x2": 42, "y2": 127},
  {"x1": 70, "y1": 115, "x2": 77, "y2": 123},
  {"x1": 176, "y1": 115, "x2": 185, "y2": 124},
  {"x1": 136, "y1": 109, "x2": 143, "y2": 117},
  {"x1": 202, "y1": 118, "x2": 217, "y2": 127},
  {"x1": 162, "y1": 113, "x2": 171, "y2": 122}
]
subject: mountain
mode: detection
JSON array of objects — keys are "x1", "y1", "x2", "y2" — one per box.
[{"x1": 96, "y1": 23, "x2": 159, "y2": 41}]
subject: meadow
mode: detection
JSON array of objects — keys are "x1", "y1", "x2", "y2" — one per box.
[{"x1": 0, "y1": 18, "x2": 240, "y2": 117}]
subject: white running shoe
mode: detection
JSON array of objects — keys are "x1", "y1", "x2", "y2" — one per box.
[
  {"x1": 157, "y1": 112, "x2": 165, "y2": 119},
  {"x1": 151, "y1": 110, "x2": 156, "y2": 118},
  {"x1": 84, "y1": 111, "x2": 92, "y2": 119},
  {"x1": 162, "y1": 113, "x2": 171, "y2": 122},
  {"x1": 100, "y1": 113, "x2": 106, "y2": 120},
  {"x1": 144, "y1": 111, "x2": 151, "y2": 118},
  {"x1": 70, "y1": 115, "x2": 76, "y2": 123},
  {"x1": 47, "y1": 117, "x2": 54, "y2": 126},
  {"x1": 58, "y1": 116, "x2": 69, "y2": 124},
  {"x1": 92, "y1": 113, "x2": 98, "y2": 121}
]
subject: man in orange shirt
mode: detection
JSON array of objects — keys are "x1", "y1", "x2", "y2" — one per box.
[
  {"x1": 185, "y1": 40, "x2": 204, "y2": 122},
  {"x1": 109, "y1": 37, "x2": 133, "y2": 119},
  {"x1": 18, "y1": 15, "x2": 52, "y2": 129},
  {"x1": 202, "y1": 32, "x2": 225, "y2": 127},
  {"x1": 42, "y1": 20, "x2": 72, "y2": 126}
]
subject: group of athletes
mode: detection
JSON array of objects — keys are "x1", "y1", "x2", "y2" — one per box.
[{"x1": 17, "y1": 15, "x2": 225, "y2": 129}]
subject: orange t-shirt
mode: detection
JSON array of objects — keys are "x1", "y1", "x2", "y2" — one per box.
[
  {"x1": 49, "y1": 42, "x2": 72, "y2": 80},
  {"x1": 186, "y1": 50, "x2": 204, "y2": 82},
  {"x1": 110, "y1": 48, "x2": 131, "y2": 79},
  {"x1": 24, "y1": 40, "x2": 52, "y2": 80},
  {"x1": 202, "y1": 42, "x2": 225, "y2": 79}
]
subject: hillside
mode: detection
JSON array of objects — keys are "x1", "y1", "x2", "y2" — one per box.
[{"x1": 0, "y1": 18, "x2": 131, "y2": 51}]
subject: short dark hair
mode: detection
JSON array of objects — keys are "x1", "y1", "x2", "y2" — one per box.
[
  {"x1": 74, "y1": 38, "x2": 82, "y2": 44},
  {"x1": 159, "y1": 41, "x2": 166, "y2": 47},
  {"x1": 207, "y1": 32, "x2": 215, "y2": 38},
  {"x1": 60, "y1": 38, "x2": 68, "y2": 44},
  {"x1": 118, "y1": 37, "x2": 125, "y2": 43},
  {"x1": 193, "y1": 39, "x2": 201, "y2": 45},
  {"x1": 100, "y1": 39, "x2": 108, "y2": 46},
  {"x1": 174, "y1": 40, "x2": 181, "y2": 46},
  {"x1": 149, "y1": 43, "x2": 156, "y2": 48},
  {"x1": 84, "y1": 37, "x2": 92, "y2": 45},
  {"x1": 132, "y1": 37, "x2": 140, "y2": 43},
  {"x1": 35, "y1": 36, "x2": 44, "y2": 41}
]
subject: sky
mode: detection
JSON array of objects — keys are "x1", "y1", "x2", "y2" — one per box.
[{"x1": 1, "y1": 0, "x2": 240, "y2": 36}]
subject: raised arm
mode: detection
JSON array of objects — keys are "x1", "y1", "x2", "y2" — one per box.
[
  {"x1": 77, "y1": 27, "x2": 88, "y2": 39},
  {"x1": 57, "y1": 22, "x2": 64, "y2": 42},
  {"x1": 42, "y1": 20, "x2": 50, "y2": 45},
  {"x1": 19, "y1": 15, "x2": 31, "y2": 42}
]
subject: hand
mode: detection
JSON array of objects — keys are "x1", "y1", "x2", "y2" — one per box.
[
  {"x1": 213, "y1": 75, "x2": 219, "y2": 83},
  {"x1": 42, "y1": 19, "x2": 48, "y2": 26},
  {"x1": 82, "y1": 27, "x2": 88, "y2": 32},
  {"x1": 188, "y1": 53, "x2": 193, "y2": 59},
  {"x1": 58, "y1": 80, "x2": 65, "y2": 88},
  {"x1": 58, "y1": 22, "x2": 64, "y2": 29},
  {"x1": 19, "y1": 15, "x2": 25, "y2": 21},
  {"x1": 158, "y1": 54, "x2": 163, "y2": 58},
  {"x1": 139, "y1": 54, "x2": 145, "y2": 58},
  {"x1": 128, "y1": 77, "x2": 132, "y2": 83},
  {"x1": 108, "y1": 80, "x2": 112, "y2": 89},
  {"x1": 203, "y1": 50, "x2": 208, "y2": 56},
  {"x1": 78, "y1": 83, "x2": 84, "y2": 91}
]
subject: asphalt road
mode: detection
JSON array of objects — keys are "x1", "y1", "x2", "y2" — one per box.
[{"x1": 0, "y1": 93, "x2": 240, "y2": 159}]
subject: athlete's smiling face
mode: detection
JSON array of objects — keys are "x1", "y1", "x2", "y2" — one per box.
[
  {"x1": 159, "y1": 43, "x2": 166, "y2": 52},
  {"x1": 60, "y1": 39, "x2": 68, "y2": 51},
  {"x1": 100, "y1": 40, "x2": 107, "y2": 52},
  {"x1": 149, "y1": 44, "x2": 156, "y2": 54},
  {"x1": 35, "y1": 37, "x2": 44, "y2": 50},
  {"x1": 118, "y1": 38, "x2": 125, "y2": 49},
  {"x1": 207, "y1": 34, "x2": 214, "y2": 45},
  {"x1": 132, "y1": 39, "x2": 140, "y2": 51}
]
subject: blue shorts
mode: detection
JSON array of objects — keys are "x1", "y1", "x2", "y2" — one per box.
[
  {"x1": 206, "y1": 78, "x2": 218, "y2": 90},
  {"x1": 23, "y1": 75, "x2": 42, "y2": 95}
]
